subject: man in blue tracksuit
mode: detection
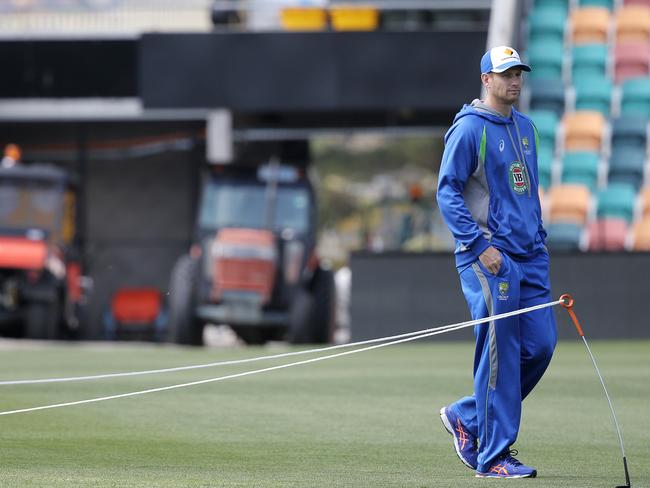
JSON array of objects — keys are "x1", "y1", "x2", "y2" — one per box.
[{"x1": 437, "y1": 46, "x2": 557, "y2": 478}]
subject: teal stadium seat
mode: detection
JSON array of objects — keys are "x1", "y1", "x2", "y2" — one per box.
[
  {"x1": 574, "y1": 75, "x2": 613, "y2": 116},
  {"x1": 534, "y1": 0, "x2": 569, "y2": 10},
  {"x1": 546, "y1": 222, "x2": 583, "y2": 251},
  {"x1": 597, "y1": 183, "x2": 637, "y2": 222},
  {"x1": 529, "y1": 7, "x2": 567, "y2": 45},
  {"x1": 579, "y1": 0, "x2": 614, "y2": 8},
  {"x1": 528, "y1": 38, "x2": 565, "y2": 80},
  {"x1": 529, "y1": 78, "x2": 565, "y2": 116},
  {"x1": 621, "y1": 77, "x2": 650, "y2": 115},
  {"x1": 529, "y1": 110, "x2": 558, "y2": 149},
  {"x1": 537, "y1": 144, "x2": 554, "y2": 189},
  {"x1": 572, "y1": 44, "x2": 608, "y2": 82},
  {"x1": 562, "y1": 151, "x2": 599, "y2": 190},
  {"x1": 612, "y1": 115, "x2": 648, "y2": 150},
  {"x1": 608, "y1": 146, "x2": 646, "y2": 189}
]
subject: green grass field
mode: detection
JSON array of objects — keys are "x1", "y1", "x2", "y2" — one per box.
[{"x1": 0, "y1": 339, "x2": 648, "y2": 487}]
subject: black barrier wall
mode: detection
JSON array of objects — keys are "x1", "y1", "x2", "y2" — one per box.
[{"x1": 350, "y1": 252, "x2": 650, "y2": 341}]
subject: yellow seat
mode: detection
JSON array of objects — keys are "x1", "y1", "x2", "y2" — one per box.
[
  {"x1": 615, "y1": 5, "x2": 650, "y2": 43},
  {"x1": 281, "y1": 7, "x2": 328, "y2": 31},
  {"x1": 330, "y1": 6, "x2": 379, "y2": 31},
  {"x1": 571, "y1": 7, "x2": 611, "y2": 44},
  {"x1": 548, "y1": 184, "x2": 592, "y2": 224},
  {"x1": 563, "y1": 111, "x2": 606, "y2": 152}
]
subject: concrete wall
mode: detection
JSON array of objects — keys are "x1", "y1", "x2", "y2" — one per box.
[{"x1": 350, "y1": 252, "x2": 650, "y2": 342}]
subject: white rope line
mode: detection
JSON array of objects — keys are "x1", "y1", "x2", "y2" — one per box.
[
  {"x1": 0, "y1": 299, "x2": 563, "y2": 386},
  {"x1": 0, "y1": 299, "x2": 562, "y2": 417}
]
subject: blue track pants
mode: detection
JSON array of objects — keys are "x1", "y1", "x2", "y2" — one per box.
[{"x1": 449, "y1": 249, "x2": 557, "y2": 472}]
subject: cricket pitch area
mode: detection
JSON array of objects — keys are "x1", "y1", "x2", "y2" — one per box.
[{"x1": 0, "y1": 339, "x2": 648, "y2": 487}]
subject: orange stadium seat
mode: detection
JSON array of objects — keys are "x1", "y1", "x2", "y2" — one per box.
[
  {"x1": 571, "y1": 7, "x2": 611, "y2": 44},
  {"x1": 615, "y1": 42, "x2": 650, "y2": 83},
  {"x1": 562, "y1": 111, "x2": 606, "y2": 152},
  {"x1": 631, "y1": 217, "x2": 650, "y2": 249},
  {"x1": 280, "y1": 7, "x2": 328, "y2": 31},
  {"x1": 640, "y1": 186, "x2": 650, "y2": 217},
  {"x1": 615, "y1": 5, "x2": 650, "y2": 43},
  {"x1": 330, "y1": 6, "x2": 379, "y2": 31},
  {"x1": 548, "y1": 184, "x2": 592, "y2": 224}
]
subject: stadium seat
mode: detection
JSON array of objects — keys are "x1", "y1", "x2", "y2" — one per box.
[
  {"x1": 597, "y1": 183, "x2": 637, "y2": 221},
  {"x1": 562, "y1": 111, "x2": 606, "y2": 152},
  {"x1": 535, "y1": 0, "x2": 569, "y2": 8},
  {"x1": 537, "y1": 144, "x2": 554, "y2": 189},
  {"x1": 614, "y1": 42, "x2": 650, "y2": 83},
  {"x1": 621, "y1": 77, "x2": 650, "y2": 115},
  {"x1": 280, "y1": 7, "x2": 328, "y2": 31},
  {"x1": 530, "y1": 110, "x2": 558, "y2": 150},
  {"x1": 545, "y1": 222, "x2": 584, "y2": 250},
  {"x1": 612, "y1": 114, "x2": 648, "y2": 150},
  {"x1": 608, "y1": 146, "x2": 646, "y2": 189},
  {"x1": 572, "y1": 43, "x2": 608, "y2": 83},
  {"x1": 625, "y1": 0, "x2": 650, "y2": 7},
  {"x1": 329, "y1": 6, "x2": 379, "y2": 31},
  {"x1": 529, "y1": 78, "x2": 566, "y2": 116},
  {"x1": 571, "y1": 7, "x2": 611, "y2": 45},
  {"x1": 574, "y1": 75, "x2": 613, "y2": 116},
  {"x1": 587, "y1": 218, "x2": 629, "y2": 250},
  {"x1": 561, "y1": 151, "x2": 600, "y2": 190},
  {"x1": 640, "y1": 186, "x2": 650, "y2": 217},
  {"x1": 528, "y1": 38, "x2": 565, "y2": 80},
  {"x1": 631, "y1": 217, "x2": 650, "y2": 249},
  {"x1": 529, "y1": 7, "x2": 567, "y2": 45},
  {"x1": 548, "y1": 184, "x2": 592, "y2": 224},
  {"x1": 579, "y1": 0, "x2": 614, "y2": 8},
  {"x1": 615, "y1": 5, "x2": 650, "y2": 44}
]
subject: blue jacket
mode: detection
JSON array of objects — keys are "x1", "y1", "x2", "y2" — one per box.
[{"x1": 437, "y1": 100, "x2": 547, "y2": 270}]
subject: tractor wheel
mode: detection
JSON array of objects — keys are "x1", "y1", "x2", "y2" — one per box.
[
  {"x1": 288, "y1": 268, "x2": 335, "y2": 344},
  {"x1": 25, "y1": 300, "x2": 60, "y2": 340},
  {"x1": 167, "y1": 255, "x2": 203, "y2": 346}
]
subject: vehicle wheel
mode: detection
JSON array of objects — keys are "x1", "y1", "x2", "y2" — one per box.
[
  {"x1": 288, "y1": 268, "x2": 335, "y2": 344},
  {"x1": 167, "y1": 255, "x2": 203, "y2": 346},
  {"x1": 25, "y1": 300, "x2": 60, "y2": 340}
]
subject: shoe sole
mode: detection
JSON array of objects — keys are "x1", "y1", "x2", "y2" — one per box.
[
  {"x1": 476, "y1": 470, "x2": 537, "y2": 478},
  {"x1": 439, "y1": 407, "x2": 475, "y2": 470}
]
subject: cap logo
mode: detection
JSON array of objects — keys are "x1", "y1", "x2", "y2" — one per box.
[{"x1": 504, "y1": 48, "x2": 513, "y2": 56}]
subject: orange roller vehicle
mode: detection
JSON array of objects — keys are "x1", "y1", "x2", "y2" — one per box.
[
  {"x1": 167, "y1": 145, "x2": 335, "y2": 346},
  {"x1": 0, "y1": 163, "x2": 89, "y2": 339}
]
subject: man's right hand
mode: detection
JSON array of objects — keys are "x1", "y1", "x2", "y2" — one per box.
[{"x1": 479, "y1": 246, "x2": 503, "y2": 275}]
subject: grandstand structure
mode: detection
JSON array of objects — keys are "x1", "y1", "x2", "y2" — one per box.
[{"x1": 523, "y1": 0, "x2": 650, "y2": 251}]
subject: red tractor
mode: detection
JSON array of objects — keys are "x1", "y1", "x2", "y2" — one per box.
[
  {"x1": 0, "y1": 164, "x2": 87, "y2": 339},
  {"x1": 167, "y1": 161, "x2": 335, "y2": 345}
]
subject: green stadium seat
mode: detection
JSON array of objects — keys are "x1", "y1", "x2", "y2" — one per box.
[
  {"x1": 529, "y1": 110, "x2": 558, "y2": 150},
  {"x1": 608, "y1": 146, "x2": 646, "y2": 189},
  {"x1": 612, "y1": 115, "x2": 648, "y2": 151},
  {"x1": 537, "y1": 144, "x2": 554, "y2": 189},
  {"x1": 529, "y1": 7, "x2": 567, "y2": 45},
  {"x1": 546, "y1": 222, "x2": 584, "y2": 251},
  {"x1": 597, "y1": 183, "x2": 637, "y2": 222},
  {"x1": 562, "y1": 151, "x2": 600, "y2": 191},
  {"x1": 621, "y1": 77, "x2": 650, "y2": 116},
  {"x1": 579, "y1": 0, "x2": 614, "y2": 9},
  {"x1": 529, "y1": 78, "x2": 566, "y2": 116},
  {"x1": 572, "y1": 44, "x2": 608, "y2": 82},
  {"x1": 528, "y1": 38, "x2": 565, "y2": 80},
  {"x1": 574, "y1": 76, "x2": 613, "y2": 116},
  {"x1": 534, "y1": 0, "x2": 569, "y2": 10}
]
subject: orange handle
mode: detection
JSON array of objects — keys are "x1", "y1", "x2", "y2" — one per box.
[{"x1": 560, "y1": 293, "x2": 584, "y2": 337}]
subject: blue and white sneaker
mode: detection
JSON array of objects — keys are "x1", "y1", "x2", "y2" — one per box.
[
  {"x1": 476, "y1": 450, "x2": 537, "y2": 478},
  {"x1": 439, "y1": 406, "x2": 478, "y2": 470}
]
